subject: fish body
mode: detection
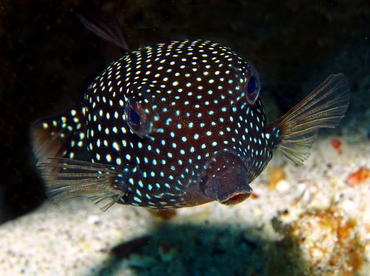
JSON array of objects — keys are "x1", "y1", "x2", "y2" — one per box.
[{"x1": 31, "y1": 36, "x2": 350, "y2": 210}]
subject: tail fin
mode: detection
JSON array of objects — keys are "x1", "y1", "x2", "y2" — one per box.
[
  {"x1": 31, "y1": 104, "x2": 128, "y2": 211},
  {"x1": 269, "y1": 73, "x2": 350, "y2": 165},
  {"x1": 31, "y1": 11, "x2": 131, "y2": 210},
  {"x1": 30, "y1": 103, "x2": 86, "y2": 164}
]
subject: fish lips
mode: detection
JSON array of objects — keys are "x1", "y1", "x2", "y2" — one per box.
[{"x1": 200, "y1": 151, "x2": 253, "y2": 205}]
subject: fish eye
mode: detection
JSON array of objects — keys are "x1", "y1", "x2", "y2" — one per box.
[
  {"x1": 129, "y1": 108, "x2": 140, "y2": 126},
  {"x1": 247, "y1": 76, "x2": 257, "y2": 94},
  {"x1": 125, "y1": 99, "x2": 151, "y2": 137},
  {"x1": 245, "y1": 64, "x2": 261, "y2": 105}
]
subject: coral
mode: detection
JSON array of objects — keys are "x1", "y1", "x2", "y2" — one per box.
[
  {"x1": 268, "y1": 167, "x2": 286, "y2": 190},
  {"x1": 270, "y1": 207, "x2": 366, "y2": 276},
  {"x1": 347, "y1": 167, "x2": 370, "y2": 187}
]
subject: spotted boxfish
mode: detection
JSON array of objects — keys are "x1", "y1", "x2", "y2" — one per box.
[{"x1": 31, "y1": 17, "x2": 350, "y2": 211}]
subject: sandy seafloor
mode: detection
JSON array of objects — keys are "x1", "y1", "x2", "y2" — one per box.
[{"x1": 1, "y1": 134, "x2": 370, "y2": 276}]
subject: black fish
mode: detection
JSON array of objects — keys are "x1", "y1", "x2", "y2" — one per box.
[{"x1": 31, "y1": 18, "x2": 350, "y2": 210}]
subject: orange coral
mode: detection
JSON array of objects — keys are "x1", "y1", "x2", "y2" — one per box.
[
  {"x1": 331, "y1": 139, "x2": 343, "y2": 155},
  {"x1": 347, "y1": 167, "x2": 370, "y2": 187},
  {"x1": 270, "y1": 206, "x2": 367, "y2": 275},
  {"x1": 268, "y1": 167, "x2": 285, "y2": 190}
]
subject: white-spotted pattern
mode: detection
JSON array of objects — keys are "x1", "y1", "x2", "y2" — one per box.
[
  {"x1": 34, "y1": 40, "x2": 350, "y2": 210},
  {"x1": 75, "y1": 40, "x2": 273, "y2": 208}
]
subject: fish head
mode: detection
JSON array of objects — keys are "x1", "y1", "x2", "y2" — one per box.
[
  {"x1": 83, "y1": 40, "x2": 271, "y2": 208},
  {"x1": 108, "y1": 41, "x2": 270, "y2": 207}
]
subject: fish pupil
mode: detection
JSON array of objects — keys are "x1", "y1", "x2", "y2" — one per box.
[
  {"x1": 247, "y1": 76, "x2": 257, "y2": 94},
  {"x1": 129, "y1": 108, "x2": 140, "y2": 125}
]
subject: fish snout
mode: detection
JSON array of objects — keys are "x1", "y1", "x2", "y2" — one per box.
[{"x1": 201, "y1": 151, "x2": 252, "y2": 205}]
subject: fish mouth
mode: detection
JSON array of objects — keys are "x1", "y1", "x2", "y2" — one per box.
[{"x1": 200, "y1": 151, "x2": 253, "y2": 205}]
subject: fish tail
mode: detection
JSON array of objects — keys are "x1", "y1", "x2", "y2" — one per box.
[
  {"x1": 269, "y1": 73, "x2": 350, "y2": 165},
  {"x1": 38, "y1": 158, "x2": 125, "y2": 211},
  {"x1": 30, "y1": 102, "x2": 86, "y2": 165},
  {"x1": 31, "y1": 103, "x2": 128, "y2": 211}
]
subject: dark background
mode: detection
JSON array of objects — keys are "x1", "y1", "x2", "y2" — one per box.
[{"x1": 0, "y1": 0, "x2": 369, "y2": 222}]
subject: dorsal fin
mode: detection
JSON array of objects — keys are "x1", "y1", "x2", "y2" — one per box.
[{"x1": 76, "y1": 13, "x2": 130, "y2": 53}]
